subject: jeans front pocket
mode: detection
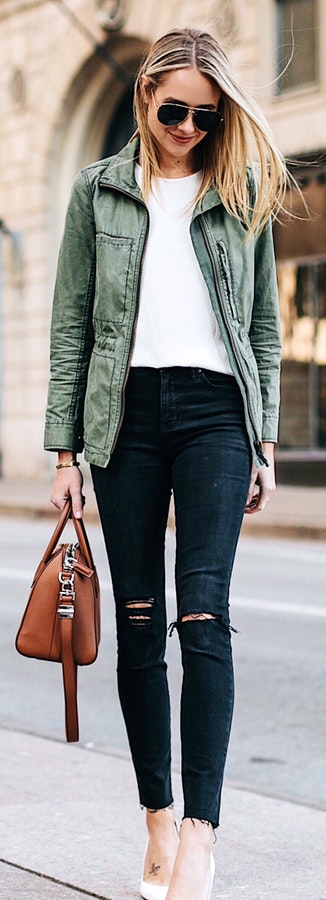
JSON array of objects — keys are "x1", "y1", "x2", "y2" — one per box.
[{"x1": 197, "y1": 368, "x2": 236, "y2": 389}]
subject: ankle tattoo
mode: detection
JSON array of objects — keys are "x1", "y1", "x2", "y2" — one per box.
[{"x1": 149, "y1": 863, "x2": 161, "y2": 878}]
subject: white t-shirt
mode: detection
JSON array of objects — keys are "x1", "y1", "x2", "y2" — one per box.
[{"x1": 131, "y1": 164, "x2": 233, "y2": 375}]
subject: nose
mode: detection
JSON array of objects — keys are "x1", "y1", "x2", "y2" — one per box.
[{"x1": 177, "y1": 111, "x2": 197, "y2": 134}]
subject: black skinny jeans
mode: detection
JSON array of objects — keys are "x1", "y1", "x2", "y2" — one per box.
[{"x1": 91, "y1": 366, "x2": 252, "y2": 828}]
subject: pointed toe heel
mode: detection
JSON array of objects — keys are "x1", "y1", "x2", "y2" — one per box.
[
  {"x1": 207, "y1": 852, "x2": 215, "y2": 900},
  {"x1": 140, "y1": 882, "x2": 169, "y2": 900}
]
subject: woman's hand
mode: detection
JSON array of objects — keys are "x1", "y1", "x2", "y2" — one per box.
[
  {"x1": 51, "y1": 453, "x2": 84, "y2": 518},
  {"x1": 245, "y1": 442, "x2": 276, "y2": 515}
]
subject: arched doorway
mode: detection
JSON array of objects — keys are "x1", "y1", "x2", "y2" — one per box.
[
  {"x1": 47, "y1": 34, "x2": 147, "y2": 256},
  {"x1": 102, "y1": 82, "x2": 135, "y2": 157},
  {"x1": 43, "y1": 34, "x2": 147, "y2": 478}
]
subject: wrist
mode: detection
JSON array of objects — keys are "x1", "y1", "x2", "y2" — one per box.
[
  {"x1": 262, "y1": 441, "x2": 275, "y2": 459},
  {"x1": 57, "y1": 451, "x2": 76, "y2": 463}
]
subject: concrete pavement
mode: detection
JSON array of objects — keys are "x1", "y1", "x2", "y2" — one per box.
[
  {"x1": 0, "y1": 476, "x2": 326, "y2": 539},
  {"x1": 1, "y1": 477, "x2": 326, "y2": 897},
  {"x1": 1, "y1": 725, "x2": 326, "y2": 900}
]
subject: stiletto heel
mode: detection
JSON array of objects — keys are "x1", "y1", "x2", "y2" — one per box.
[{"x1": 207, "y1": 852, "x2": 215, "y2": 900}]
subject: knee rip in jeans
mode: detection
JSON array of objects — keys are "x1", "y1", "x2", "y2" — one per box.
[
  {"x1": 120, "y1": 597, "x2": 155, "y2": 629},
  {"x1": 168, "y1": 613, "x2": 237, "y2": 636},
  {"x1": 181, "y1": 613, "x2": 215, "y2": 622}
]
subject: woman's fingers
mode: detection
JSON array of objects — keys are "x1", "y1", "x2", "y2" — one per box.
[
  {"x1": 245, "y1": 463, "x2": 259, "y2": 510},
  {"x1": 51, "y1": 468, "x2": 84, "y2": 518},
  {"x1": 245, "y1": 457, "x2": 275, "y2": 515}
]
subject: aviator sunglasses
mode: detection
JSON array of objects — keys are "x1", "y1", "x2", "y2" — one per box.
[{"x1": 152, "y1": 93, "x2": 223, "y2": 132}]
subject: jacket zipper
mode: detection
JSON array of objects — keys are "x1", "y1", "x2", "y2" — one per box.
[
  {"x1": 198, "y1": 219, "x2": 268, "y2": 467},
  {"x1": 216, "y1": 241, "x2": 238, "y2": 320}
]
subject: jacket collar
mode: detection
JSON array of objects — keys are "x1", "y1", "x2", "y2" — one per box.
[
  {"x1": 98, "y1": 137, "x2": 222, "y2": 212},
  {"x1": 98, "y1": 137, "x2": 143, "y2": 201}
]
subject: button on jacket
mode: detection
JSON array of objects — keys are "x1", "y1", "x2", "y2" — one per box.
[{"x1": 44, "y1": 139, "x2": 281, "y2": 468}]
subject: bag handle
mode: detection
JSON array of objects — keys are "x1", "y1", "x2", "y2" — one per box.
[{"x1": 41, "y1": 500, "x2": 94, "y2": 570}]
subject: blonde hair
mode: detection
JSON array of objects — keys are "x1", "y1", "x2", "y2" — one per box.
[{"x1": 133, "y1": 28, "x2": 288, "y2": 238}]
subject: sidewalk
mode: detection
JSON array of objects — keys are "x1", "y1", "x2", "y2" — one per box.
[
  {"x1": 1, "y1": 481, "x2": 326, "y2": 898},
  {"x1": 1, "y1": 725, "x2": 326, "y2": 900},
  {"x1": 1, "y1": 477, "x2": 326, "y2": 539}
]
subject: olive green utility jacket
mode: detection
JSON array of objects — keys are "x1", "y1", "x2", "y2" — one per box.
[{"x1": 44, "y1": 139, "x2": 281, "y2": 468}]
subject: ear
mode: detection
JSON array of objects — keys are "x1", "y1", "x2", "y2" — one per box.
[{"x1": 140, "y1": 75, "x2": 150, "y2": 103}]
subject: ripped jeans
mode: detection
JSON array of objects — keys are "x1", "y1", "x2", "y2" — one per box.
[{"x1": 91, "y1": 366, "x2": 252, "y2": 828}]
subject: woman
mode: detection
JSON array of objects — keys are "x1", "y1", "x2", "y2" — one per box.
[{"x1": 45, "y1": 27, "x2": 286, "y2": 900}]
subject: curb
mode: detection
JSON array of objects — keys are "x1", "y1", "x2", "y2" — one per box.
[{"x1": 1, "y1": 481, "x2": 326, "y2": 540}]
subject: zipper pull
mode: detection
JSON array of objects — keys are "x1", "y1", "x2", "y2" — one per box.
[{"x1": 254, "y1": 441, "x2": 269, "y2": 467}]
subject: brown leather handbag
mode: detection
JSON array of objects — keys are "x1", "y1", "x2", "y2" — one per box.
[{"x1": 16, "y1": 500, "x2": 100, "y2": 742}]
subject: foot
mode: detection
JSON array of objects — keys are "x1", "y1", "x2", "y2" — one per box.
[
  {"x1": 142, "y1": 807, "x2": 179, "y2": 890},
  {"x1": 165, "y1": 818, "x2": 215, "y2": 900}
]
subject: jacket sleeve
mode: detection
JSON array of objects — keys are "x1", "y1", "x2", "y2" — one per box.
[
  {"x1": 249, "y1": 217, "x2": 282, "y2": 443},
  {"x1": 44, "y1": 170, "x2": 96, "y2": 453}
]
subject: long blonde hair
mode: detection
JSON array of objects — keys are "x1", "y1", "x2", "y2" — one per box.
[{"x1": 133, "y1": 28, "x2": 288, "y2": 238}]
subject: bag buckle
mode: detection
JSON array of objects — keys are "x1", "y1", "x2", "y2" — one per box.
[
  {"x1": 58, "y1": 571, "x2": 75, "y2": 588},
  {"x1": 58, "y1": 604, "x2": 75, "y2": 619},
  {"x1": 63, "y1": 543, "x2": 78, "y2": 571},
  {"x1": 58, "y1": 545, "x2": 76, "y2": 610}
]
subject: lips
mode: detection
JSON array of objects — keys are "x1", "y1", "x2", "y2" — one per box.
[{"x1": 169, "y1": 133, "x2": 195, "y2": 145}]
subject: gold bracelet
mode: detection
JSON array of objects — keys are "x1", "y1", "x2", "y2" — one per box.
[{"x1": 56, "y1": 461, "x2": 80, "y2": 469}]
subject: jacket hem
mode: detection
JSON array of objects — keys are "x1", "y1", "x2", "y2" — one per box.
[{"x1": 84, "y1": 447, "x2": 111, "y2": 468}]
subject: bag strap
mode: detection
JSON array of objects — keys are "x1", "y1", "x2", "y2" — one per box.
[
  {"x1": 49, "y1": 502, "x2": 96, "y2": 743},
  {"x1": 72, "y1": 508, "x2": 96, "y2": 572},
  {"x1": 42, "y1": 501, "x2": 71, "y2": 564},
  {"x1": 42, "y1": 500, "x2": 94, "y2": 570},
  {"x1": 60, "y1": 614, "x2": 78, "y2": 742},
  {"x1": 57, "y1": 539, "x2": 80, "y2": 742}
]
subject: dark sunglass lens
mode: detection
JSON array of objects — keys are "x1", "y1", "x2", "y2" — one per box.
[
  {"x1": 157, "y1": 104, "x2": 187, "y2": 127},
  {"x1": 194, "y1": 110, "x2": 223, "y2": 131}
]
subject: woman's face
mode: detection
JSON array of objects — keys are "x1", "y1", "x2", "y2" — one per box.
[{"x1": 143, "y1": 67, "x2": 221, "y2": 173}]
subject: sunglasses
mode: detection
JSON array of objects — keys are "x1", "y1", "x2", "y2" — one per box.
[{"x1": 152, "y1": 95, "x2": 223, "y2": 132}]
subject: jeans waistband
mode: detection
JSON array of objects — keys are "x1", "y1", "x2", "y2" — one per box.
[{"x1": 129, "y1": 366, "x2": 234, "y2": 382}]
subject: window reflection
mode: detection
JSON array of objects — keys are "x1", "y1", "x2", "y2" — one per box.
[
  {"x1": 278, "y1": 261, "x2": 326, "y2": 363},
  {"x1": 275, "y1": 0, "x2": 318, "y2": 94},
  {"x1": 277, "y1": 259, "x2": 326, "y2": 448}
]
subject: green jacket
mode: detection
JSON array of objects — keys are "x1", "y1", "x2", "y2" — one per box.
[{"x1": 44, "y1": 139, "x2": 281, "y2": 468}]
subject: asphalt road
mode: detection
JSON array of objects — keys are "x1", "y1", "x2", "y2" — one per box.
[{"x1": 1, "y1": 515, "x2": 325, "y2": 813}]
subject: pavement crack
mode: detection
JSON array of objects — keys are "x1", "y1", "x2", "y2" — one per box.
[{"x1": 0, "y1": 858, "x2": 112, "y2": 899}]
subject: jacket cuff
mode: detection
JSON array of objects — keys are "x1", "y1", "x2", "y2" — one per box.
[
  {"x1": 44, "y1": 423, "x2": 84, "y2": 453},
  {"x1": 261, "y1": 414, "x2": 279, "y2": 443}
]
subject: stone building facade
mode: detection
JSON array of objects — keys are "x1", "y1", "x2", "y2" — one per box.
[{"x1": 0, "y1": 0, "x2": 325, "y2": 482}]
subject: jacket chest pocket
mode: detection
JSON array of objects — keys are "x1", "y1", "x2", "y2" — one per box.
[{"x1": 95, "y1": 233, "x2": 133, "y2": 324}]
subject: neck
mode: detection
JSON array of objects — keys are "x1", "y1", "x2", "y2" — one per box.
[
  {"x1": 140, "y1": 145, "x2": 200, "y2": 179},
  {"x1": 158, "y1": 150, "x2": 199, "y2": 178}
]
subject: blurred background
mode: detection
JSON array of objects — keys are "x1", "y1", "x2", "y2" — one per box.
[{"x1": 0, "y1": 0, "x2": 325, "y2": 486}]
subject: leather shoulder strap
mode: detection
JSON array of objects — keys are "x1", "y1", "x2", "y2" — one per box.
[{"x1": 60, "y1": 615, "x2": 79, "y2": 742}]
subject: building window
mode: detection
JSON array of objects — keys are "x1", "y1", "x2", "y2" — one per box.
[
  {"x1": 275, "y1": 0, "x2": 318, "y2": 93},
  {"x1": 277, "y1": 259, "x2": 326, "y2": 448},
  {"x1": 274, "y1": 170, "x2": 326, "y2": 452}
]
